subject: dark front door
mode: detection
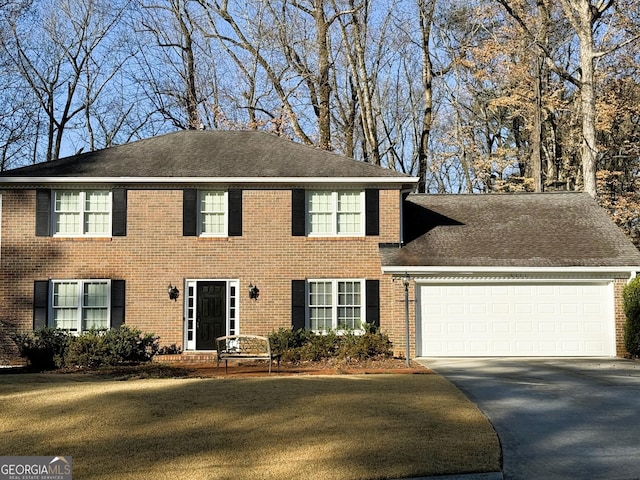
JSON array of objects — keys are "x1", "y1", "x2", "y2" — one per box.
[{"x1": 197, "y1": 281, "x2": 226, "y2": 350}]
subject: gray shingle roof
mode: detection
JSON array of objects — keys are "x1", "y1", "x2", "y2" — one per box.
[
  {"x1": 382, "y1": 193, "x2": 640, "y2": 268},
  {"x1": 0, "y1": 130, "x2": 413, "y2": 181}
]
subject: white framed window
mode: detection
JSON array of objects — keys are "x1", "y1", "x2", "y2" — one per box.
[
  {"x1": 308, "y1": 279, "x2": 364, "y2": 332},
  {"x1": 199, "y1": 191, "x2": 227, "y2": 236},
  {"x1": 51, "y1": 280, "x2": 110, "y2": 332},
  {"x1": 54, "y1": 190, "x2": 111, "y2": 236},
  {"x1": 307, "y1": 190, "x2": 364, "y2": 236}
]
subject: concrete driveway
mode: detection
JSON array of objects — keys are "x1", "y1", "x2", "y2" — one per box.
[{"x1": 417, "y1": 358, "x2": 640, "y2": 480}]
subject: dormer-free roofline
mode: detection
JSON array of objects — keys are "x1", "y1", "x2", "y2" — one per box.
[
  {"x1": 0, "y1": 176, "x2": 419, "y2": 187},
  {"x1": 0, "y1": 131, "x2": 418, "y2": 183}
]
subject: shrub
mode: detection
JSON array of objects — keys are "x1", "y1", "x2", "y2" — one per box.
[
  {"x1": 64, "y1": 326, "x2": 159, "y2": 368},
  {"x1": 102, "y1": 326, "x2": 159, "y2": 363},
  {"x1": 157, "y1": 344, "x2": 182, "y2": 355},
  {"x1": 269, "y1": 328, "x2": 312, "y2": 362},
  {"x1": 269, "y1": 327, "x2": 309, "y2": 352},
  {"x1": 337, "y1": 330, "x2": 393, "y2": 361},
  {"x1": 269, "y1": 325, "x2": 393, "y2": 363},
  {"x1": 298, "y1": 330, "x2": 338, "y2": 361},
  {"x1": 64, "y1": 330, "x2": 113, "y2": 368},
  {"x1": 11, "y1": 328, "x2": 70, "y2": 370},
  {"x1": 624, "y1": 276, "x2": 640, "y2": 357},
  {"x1": 12, "y1": 326, "x2": 160, "y2": 369}
]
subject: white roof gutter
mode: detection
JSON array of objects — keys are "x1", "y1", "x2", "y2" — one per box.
[
  {"x1": 0, "y1": 176, "x2": 420, "y2": 185},
  {"x1": 382, "y1": 265, "x2": 640, "y2": 275}
]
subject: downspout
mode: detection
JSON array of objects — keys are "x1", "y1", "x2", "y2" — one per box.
[
  {"x1": 399, "y1": 190, "x2": 405, "y2": 246},
  {"x1": 404, "y1": 274, "x2": 410, "y2": 367}
]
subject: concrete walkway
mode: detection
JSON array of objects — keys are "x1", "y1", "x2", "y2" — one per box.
[{"x1": 417, "y1": 358, "x2": 640, "y2": 480}]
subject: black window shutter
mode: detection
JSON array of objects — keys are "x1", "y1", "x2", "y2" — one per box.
[
  {"x1": 35, "y1": 190, "x2": 51, "y2": 237},
  {"x1": 112, "y1": 188, "x2": 127, "y2": 236},
  {"x1": 365, "y1": 189, "x2": 379, "y2": 236},
  {"x1": 183, "y1": 189, "x2": 198, "y2": 236},
  {"x1": 228, "y1": 189, "x2": 243, "y2": 236},
  {"x1": 291, "y1": 280, "x2": 306, "y2": 330},
  {"x1": 33, "y1": 281, "x2": 49, "y2": 329},
  {"x1": 365, "y1": 279, "x2": 380, "y2": 329},
  {"x1": 291, "y1": 189, "x2": 306, "y2": 236},
  {"x1": 111, "y1": 280, "x2": 126, "y2": 329}
]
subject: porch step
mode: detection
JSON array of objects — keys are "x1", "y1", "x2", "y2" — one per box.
[{"x1": 153, "y1": 352, "x2": 217, "y2": 364}]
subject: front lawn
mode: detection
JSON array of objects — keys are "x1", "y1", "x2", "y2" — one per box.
[{"x1": 0, "y1": 372, "x2": 500, "y2": 480}]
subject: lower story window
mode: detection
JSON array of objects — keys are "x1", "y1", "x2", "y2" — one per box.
[
  {"x1": 309, "y1": 279, "x2": 363, "y2": 332},
  {"x1": 52, "y1": 280, "x2": 110, "y2": 331}
]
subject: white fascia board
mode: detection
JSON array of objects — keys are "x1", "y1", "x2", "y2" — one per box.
[
  {"x1": 382, "y1": 265, "x2": 640, "y2": 276},
  {"x1": 0, "y1": 176, "x2": 420, "y2": 186}
]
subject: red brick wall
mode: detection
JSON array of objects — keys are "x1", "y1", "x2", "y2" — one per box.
[
  {"x1": 614, "y1": 278, "x2": 629, "y2": 357},
  {"x1": 385, "y1": 280, "x2": 417, "y2": 360},
  {"x1": 1, "y1": 188, "x2": 630, "y2": 363},
  {"x1": 0, "y1": 188, "x2": 407, "y2": 362}
]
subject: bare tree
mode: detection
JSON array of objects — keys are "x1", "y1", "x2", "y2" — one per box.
[
  {"x1": 556, "y1": 0, "x2": 606, "y2": 197},
  {"x1": 416, "y1": 0, "x2": 437, "y2": 191},
  {"x1": 281, "y1": 0, "x2": 336, "y2": 150},
  {"x1": 333, "y1": 0, "x2": 382, "y2": 164},
  {"x1": 0, "y1": 0, "x2": 134, "y2": 162},
  {"x1": 421, "y1": 0, "x2": 490, "y2": 192},
  {"x1": 198, "y1": 0, "x2": 316, "y2": 143},
  {"x1": 496, "y1": 0, "x2": 640, "y2": 197},
  {"x1": 133, "y1": 0, "x2": 211, "y2": 131}
]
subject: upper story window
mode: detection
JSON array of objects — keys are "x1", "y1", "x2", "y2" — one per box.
[
  {"x1": 36, "y1": 188, "x2": 126, "y2": 238},
  {"x1": 183, "y1": 189, "x2": 242, "y2": 237},
  {"x1": 53, "y1": 190, "x2": 111, "y2": 236},
  {"x1": 51, "y1": 279, "x2": 110, "y2": 332},
  {"x1": 307, "y1": 190, "x2": 364, "y2": 236},
  {"x1": 292, "y1": 189, "x2": 378, "y2": 238},
  {"x1": 199, "y1": 191, "x2": 227, "y2": 236}
]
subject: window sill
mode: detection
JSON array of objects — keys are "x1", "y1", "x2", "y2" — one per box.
[
  {"x1": 50, "y1": 237, "x2": 113, "y2": 242},
  {"x1": 311, "y1": 330, "x2": 366, "y2": 336},
  {"x1": 304, "y1": 236, "x2": 369, "y2": 241},
  {"x1": 196, "y1": 236, "x2": 231, "y2": 242}
]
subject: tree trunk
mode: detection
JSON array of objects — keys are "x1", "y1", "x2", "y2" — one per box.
[
  {"x1": 346, "y1": 0, "x2": 380, "y2": 164},
  {"x1": 558, "y1": 0, "x2": 603, "y2": 198},
  {"x1": 182, "y1": 15, "x2": 202, "y2": 130},
  {"x1": 314, "y1": 0, "x2": 332, "y2": 150},
  {"x1": 530, "y1": 0, "x2": 549, "y2": 193},
  {"x1": 418, "y1": 0, "x2": 436, "y2": 193},
  {"x1": 531, "y1": 57, "x2": 543, "y2": 192},
  {"x1": 577, "y1": 19, "x2": 598, "y2": 197}
]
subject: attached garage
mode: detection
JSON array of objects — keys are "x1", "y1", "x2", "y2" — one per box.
[
  {"x1": 381, "y1": 193, "x2": 640, "y2": 358},
  {"x1": 416, "y1": 281, "x2": 615, "y2": 357}
]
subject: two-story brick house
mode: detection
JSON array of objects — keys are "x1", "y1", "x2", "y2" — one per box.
[
  {"x1": 0, "y1": 130, "x2": 418, "y2": 363},
  {"x1": 2, "y1": 130, "x2": 640, "y2": 364}
]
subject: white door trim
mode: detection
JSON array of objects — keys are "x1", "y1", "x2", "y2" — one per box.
[{"x1": 183, "y1": 279, "x2": 239, "y2": 351}]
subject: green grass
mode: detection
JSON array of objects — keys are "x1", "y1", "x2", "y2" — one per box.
[{"x1": 0, "y1": 372, "x2": 500, "y2": 480}]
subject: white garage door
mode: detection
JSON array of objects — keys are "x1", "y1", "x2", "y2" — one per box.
[{"x1": 417, "y1": 283, "x2": 615, "y2": 357}]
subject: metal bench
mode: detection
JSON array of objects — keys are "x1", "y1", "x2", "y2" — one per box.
[{"x1": 215, "y1": 334, "x2": 281, "y2": 374}]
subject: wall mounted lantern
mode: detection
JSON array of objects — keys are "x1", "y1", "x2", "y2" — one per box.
[
  {"x1": 248, "y1": 283, "x2": 260, "y2": 301},
  {"x1": 167, "y1": 283, "x2": 180, "y2": 302}
]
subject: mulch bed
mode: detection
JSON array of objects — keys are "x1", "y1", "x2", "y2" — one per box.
[
  {"x1": 173, "y1": 357, "x2": 431, "y2": 378},
  {"x1": 2, "y1": 357, "x2": 431, "y2": 379}
]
